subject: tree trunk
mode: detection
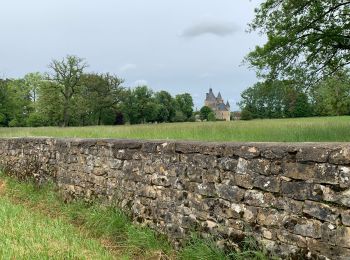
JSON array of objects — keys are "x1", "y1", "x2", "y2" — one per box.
[
  {"x1": 63, "y1": 99, "x2": 69, "y2": 127},
  {"x1": 98, "y1": 110, "x2": 102, "y2": 125}
]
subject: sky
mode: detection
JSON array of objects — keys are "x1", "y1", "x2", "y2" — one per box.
[{"x1": 0, "y1": 0, "x2": 265, "y2": 110}]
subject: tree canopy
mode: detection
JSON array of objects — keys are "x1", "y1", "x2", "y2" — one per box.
[
  {"x1": 246, "y1": 0, "x2": 350, "y2": 85},
  {"x1": 0, "y1": 56, "x2": 195, "y2": 127}
]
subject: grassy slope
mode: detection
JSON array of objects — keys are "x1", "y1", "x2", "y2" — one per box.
[
  {"x1": 0, "y1": 173, "x2": 270, "y2": 260},
  {"x1": 0, "y1": 175, "x2": 171, "y2": 260},
  {"x1": 1, "y1": 116, "x2": 350, "y2": 142}
]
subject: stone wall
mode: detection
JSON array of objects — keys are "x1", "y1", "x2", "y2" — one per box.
[{"x1": 0, "y1": 138, "x2": 349, "y2": 259}]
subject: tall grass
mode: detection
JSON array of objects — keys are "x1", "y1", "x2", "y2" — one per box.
[
  {"x1": 0, "y1": 172, "x2": 171, "y2": 259},
  {"x1": 0, "y1": 172, "x2": 272, "y2": 259},
  {"x1": 1, "y1": 116, "x2": 349, "y2": 142}
]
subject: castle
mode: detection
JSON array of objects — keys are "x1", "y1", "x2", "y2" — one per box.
[{"x1": 204, "y1": 88, "x2": 230, "y2": 121}]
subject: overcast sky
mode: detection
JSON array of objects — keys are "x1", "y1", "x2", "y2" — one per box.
[{"x1": 0, "y1": 0, "x2": 265, "y2": 110}]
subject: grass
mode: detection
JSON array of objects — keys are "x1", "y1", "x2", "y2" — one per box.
[
  {"x1": 1, "y1": 116, "x2": 350, "y2": 142},
  {"x1": 0, "y1": 172, "x2": 271, "y2": 259},
  {"x1": 0, "y1": 173, "x2": 171, "y2": 259}
]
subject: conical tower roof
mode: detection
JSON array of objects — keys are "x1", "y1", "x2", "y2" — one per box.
[
  {"x1": 206, "y1": 88, "x2": 216, "y2": 101},
  {"x1": 217, "y1": 92, "x2": 222, "y2": 100}
]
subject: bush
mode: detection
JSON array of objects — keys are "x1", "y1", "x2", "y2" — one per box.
[
  {"x1": 241, "y1": 108, "x2": 253, "y2": 120},
  {"x1": 26, "y1": 113, "x2": 47, "y2": 127},
  {"x1": 208, "y1": 112, "x2": 216, "y2": 121},
  {"x1": 173, "y1": 111, "x2": 186, "y2": 122}
]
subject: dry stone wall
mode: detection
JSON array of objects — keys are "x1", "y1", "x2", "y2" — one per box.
[{"x1": 0, "y1": 138, "x2": 350, "y2": 259}]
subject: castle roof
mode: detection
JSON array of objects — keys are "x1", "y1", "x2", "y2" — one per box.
[
  {"x1": 217, "y1": 92, "x2": 222, "y2": 100},
  {"x1": 226, "y1": 101, "x2": 230, "y2": 107},
  {"x1": 217, "y1": 102, "x2": 228, "y2": 111},
  {"x1": 206, "y1": 88, "x2": 216, "y2": 101}
]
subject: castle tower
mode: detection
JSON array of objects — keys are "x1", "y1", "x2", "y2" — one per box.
[{"x1": 204, "y1": 88, "x2": 231, "y2": 121}]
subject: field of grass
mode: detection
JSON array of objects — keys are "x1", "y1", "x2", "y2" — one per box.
[
  {"x1": 0, "y1": 116, "x2": 350, "y2": 142},
  {"x1": 0, "y1": 172, "x2": 270, "y2": 260}
]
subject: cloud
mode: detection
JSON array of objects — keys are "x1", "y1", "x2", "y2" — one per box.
[
  {"x1": 181, "y1": 19, "x2": 238, "y2": 38},
  {"x1": 119, "y1": 63, "x2": 136, "y2": 72},
  {"x1": 133, "y1": 79, "x2": 148, "y2": 86}
]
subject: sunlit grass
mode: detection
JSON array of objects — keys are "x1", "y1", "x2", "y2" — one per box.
[{"x1": 0, "y1": 116, "x2": 350, "y2": 142}]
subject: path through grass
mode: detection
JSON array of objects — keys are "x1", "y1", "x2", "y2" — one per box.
[{"x1": 0, "y1": 116, "x2": 349, "y2": 142}]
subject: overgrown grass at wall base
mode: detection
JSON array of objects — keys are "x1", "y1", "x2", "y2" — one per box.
[
  {"x1": 1, "y1": 116, "x2": 350, "y2": 142},
  {"x1": 0, "y1": 172, "x2": 271, "y2": 260},
  {"x1": 0, "y1": 172, "x2": 172, "y2": 259}
]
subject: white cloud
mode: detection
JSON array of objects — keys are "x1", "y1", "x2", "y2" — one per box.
[
  {"x1": 119, "y1": 63, "x2": 137, "y2": 72},
  {"x1": 181, "y1": 19, "x2": 238, "y2": 38}
]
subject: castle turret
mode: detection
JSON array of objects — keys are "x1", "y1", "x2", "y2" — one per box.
[
  {"x1": 226, "y1": 101, "x2": 230, "y2": 108},
  {"x1": 217, "y1": 92, "x2": 223, "y2": 102}
]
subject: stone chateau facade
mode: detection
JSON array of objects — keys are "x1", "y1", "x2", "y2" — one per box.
[{"x1": 205, "y1": 88, "x2": 230, "y2": 121}]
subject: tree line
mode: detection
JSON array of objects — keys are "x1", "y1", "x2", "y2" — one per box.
[
  {"x1": 240, "y1": 0, "x2": 350, "y2": 120},
  {"x1": 239, "y1": 70, "x2": 350, "y2": 120},
  {"x1": 0, "y1": 55, "x2": 194, "y2": 127}
]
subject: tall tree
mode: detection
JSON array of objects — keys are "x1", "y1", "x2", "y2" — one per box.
[
  {"x1": 120, "y1": 86, "x2": 158, "y2": 124},
  {"x1": 0, "y1": 79, "x2": 14, "y2": 126},
  {"x1": 81, "y1": 73, "x2": 124, "y2": 125},
  {"x1": 24, "y1": 72, "x2": 43, "y2": 105},
  {"x1": 312, "y1": 70, "x2": 350, "y2": 115},
  {"x1": 175, "y1": 93, "x2": 194, "y2": 120},
  {"x1": 246, "y1": 1, "x2": 350, "y2": 84},
  {"x1": 199, "y1": 106, "x2": 214, "y2": 121},
  {"x1": 239, "y1": 80, "x2": 312, "y2": 119},
  {"x1": 47, "y1": 55, "x2": 88, "y2": 126},
  {"x1": 154, "y1": 90, "x2": 176, "y2": 122}
]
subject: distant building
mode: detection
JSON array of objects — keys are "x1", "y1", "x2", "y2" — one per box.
[{"x1": 204, "y1": 88, "x2": 230, "y2": 121}]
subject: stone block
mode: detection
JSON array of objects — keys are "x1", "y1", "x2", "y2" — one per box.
[
  {"x1": 339, "y1": 166, "x2": 350, "y2": 188},
  {"x1": 234, "y1": 146, "x2": 260, "y2": 159},
  {"x1": 276, "y1": 230, "x2": 307, "y2": 248},
  {"x1": 303, "y1": 200, "x2": 339, "y2": 223},
  {"x1": 234, "y1": 173, "x2": 254, "y2": 189},
  {"x1": 217, "y1": 157, "x2": 238, "y2": 171},
  {"x1": 196, "y1": 183, "x2": 216, "y2": 197},
  {"x1": 215, "y1": 184, "x2": 245, "y2": 202},
  {"x1": 257, "y1": 208, "x2": 285, "y2": 227},
  {"x1": 281, "y1": 181, "x2": 322, "y2": 201},
  {"x1": 341, "y1": 210, "x2": 350, "y2": 226},
  {"x1": 248, "y1": 158, "x2": 271, "y2": 175},
  {"x1": 283, "y1": 162, "x2": 316, "y2": 180},
  {"x1": 273, "y1": 197, "x2": 303, "y2": 214},
  {"x1": 307, "y1": 238, "x2": 350, "y2": 260},
  {"x1": 329, "y1": 147, "x2": 350, "y2": 164},
  {"x1": 296, "y1": 147, "x2": 330, "y2": 162},
  {"x1": 253, "y1": 175, "x2": 280, "y2": 193}
]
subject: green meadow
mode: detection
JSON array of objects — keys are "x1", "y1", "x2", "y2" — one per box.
[{"x1": 0, "y1": 116, "x2": 350, "y2": 142}]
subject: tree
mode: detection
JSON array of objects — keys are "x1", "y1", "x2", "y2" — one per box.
[
  {"x1": 35, "y1": 81, "x2": 63, "y2": 126},
  {"x1": 199, "y1": 106, "x2": 214, "y2": 121},
  {"x1": 120, "y1": 86, "x2": 158, "y2": 124},
  {"x1": 81, "y1": 73, "x2": 124, "y2": 125},
  {"x1": 175, "y1": 93, "x2": 194, "y2": 120},
  {"x1": 238, "y1": 80, "x2": 312, "y2": 119},
  {"x1": 0, "y1": 79, "x2": 15, "y2": 126},
  {"x1": 312, "y1": 70, "x2": 350, "y2": 115},
  {"x1": 24, "y1": 72, "x2": 43, "y2": 105},
  {"x1": 47, "y1": 55, "x2": 88, "y2": 126},
  {"x1": 154, "y1": 90, "x2": 176, "y2": 122},
  {"x1": 246, "y1": 1, "x2": 350, "y2": 84}
]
